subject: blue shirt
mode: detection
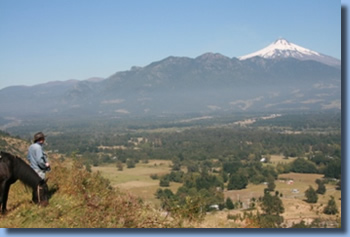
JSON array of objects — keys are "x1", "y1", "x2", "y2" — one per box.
[{"x1": 27, "y1": 142, "x2": 48, "y2": 171}]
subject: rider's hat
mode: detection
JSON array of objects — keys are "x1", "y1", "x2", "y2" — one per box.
[{"x1": 33, "y1": 132, "x2": 46, "y2": 143}]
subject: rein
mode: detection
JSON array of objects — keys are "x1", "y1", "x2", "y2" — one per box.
[{"x1": 37, "y1": 185, "x2": 43, "y2": 204}]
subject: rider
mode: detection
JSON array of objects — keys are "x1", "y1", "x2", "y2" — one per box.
[{"x1": 27, "y1": 132, "x2": 50, "y2": 179}]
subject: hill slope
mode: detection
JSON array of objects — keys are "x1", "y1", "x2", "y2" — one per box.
[
  {"x1": 0, "y1": 133, "x2": 177, "y2": 228},
  {"x1": 0, "y1": 130, "x2": 29, "y2": 157},
  {"x1": 1, "y1": 160, "x2": 177, "y2": 228}
]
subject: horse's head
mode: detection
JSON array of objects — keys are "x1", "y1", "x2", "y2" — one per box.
[{"x1": 34, "y1": 179, "x2": 49, "y2": 206}]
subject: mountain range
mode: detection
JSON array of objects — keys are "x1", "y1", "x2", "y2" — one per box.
[{"x1": 0, "y1": 39, "x2": 341, "y2": 121}]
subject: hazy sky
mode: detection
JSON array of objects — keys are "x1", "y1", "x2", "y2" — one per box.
[{"x1": 0, "y1": 0, "x2": 342, "y2": 89}]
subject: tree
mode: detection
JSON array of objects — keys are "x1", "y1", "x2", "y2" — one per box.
[
  {"x1": 222, "y1": 160, "x2": 242, "y2": 174},
  {"x1": 315, "y1": 179, "x2": 326, "y2": 194},
  {"x1": 195, "y1": 172, "x2": 223, "y2": 191},
  {"x1": 171, "y1": 157, "x2": 181, "y2": 171},
  {"x1": 323, "y1": 196, "x2": 338, "y2": 215},
  {"x1": 267, "y1": 175, "x2": 276, "y2": 192},
  {"x1": 324, "y1": 158, "x2": 341, "y2": 179},
  {"x1": 260, "y1": 191, "x2": 284, "y2": 216},
  {"x1": 259, "y1": 190, "x2": 284, "y2": 228},
  {"x1": 290, "y1": 158, "x2": 318, "y2": 173},
  {"x1": 187, "y1": 162, "x2": 199, "y2": 173},
  {"x1": 159, "y1": 177, "x2": 170, "y2": 187},
  {"x1": 227, "y1": 173, "x2": 248, "y2": 190},
  {"x1": 226, "y1": 197, "x2": 235, "y2": 210},
  {"x1": 304, "y1": 186, "x2": 318, "y2": 203},
  {"x1": 155, "y1": 188, "x2": 174, "y2": 200}
]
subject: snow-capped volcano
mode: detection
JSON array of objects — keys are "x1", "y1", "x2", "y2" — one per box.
[{"x1": 239, "y1": 38, "x2": 340, "y2": 67}]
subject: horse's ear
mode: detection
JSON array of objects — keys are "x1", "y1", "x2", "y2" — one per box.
[{"x1": 45, "y1": 178, "x2": 49, "y2": 183}]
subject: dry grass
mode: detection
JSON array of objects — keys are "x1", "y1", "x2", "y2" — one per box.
[
  {"x1": 269, "y1": 154, "x2": 296, "y2": 165},
  {"x1": 91, "y1": 160, "x2": 179, "y2": 205},
  {"x1": 92, "y1": 159, "x2": 172, "y2": 183},
  {"x1": 0, "y1": 158, "x2": 178, "y2": 228}
]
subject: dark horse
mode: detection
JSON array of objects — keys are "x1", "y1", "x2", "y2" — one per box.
[{"x1": 0, "y1": 151, "x2": 49, "y2": 214}]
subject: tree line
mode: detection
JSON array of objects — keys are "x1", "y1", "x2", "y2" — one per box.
[{"x1": 45, "y1": 124, "x2": 341, "y2": 178}]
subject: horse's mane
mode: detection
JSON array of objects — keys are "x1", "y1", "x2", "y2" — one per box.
[{"x1": 1, "y1": 151, "x2": 42, "y2": 189}]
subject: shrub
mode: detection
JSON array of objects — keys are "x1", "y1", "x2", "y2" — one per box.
[
  {"x1": 159, "y1": 177, "x2": 170, "y2": 187},
  {"x1": 116, "y1": 161, "x2": 124, "y2": 171},
  {"x1": 150, "y1": 174, "x2": 159, "y2": 180},
  {"x1": 126, "y1": 159, "x2": 135, "y2": 168}
]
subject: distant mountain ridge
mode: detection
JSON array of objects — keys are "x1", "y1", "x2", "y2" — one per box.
[{"x1": 0, "y1": 39, "x2": 341, "y2": 120}]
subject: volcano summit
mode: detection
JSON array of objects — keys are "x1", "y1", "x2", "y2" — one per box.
[{"x1": 239, "y1": 38, "x2": 340, "y2": 67}]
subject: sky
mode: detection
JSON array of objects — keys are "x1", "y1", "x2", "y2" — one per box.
[{"x1": 0, "y1": 0, "x2": 341, "y2": 89}]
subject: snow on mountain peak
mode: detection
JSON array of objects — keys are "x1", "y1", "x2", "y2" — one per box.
[
  {"x1": 238, "y1": 38, "x2": 340, "y2": 67},
  {"x1": 238, "y1": 38, "x2": 320, "y2": 60}
]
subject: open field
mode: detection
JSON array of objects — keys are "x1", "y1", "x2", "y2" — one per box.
[
  {"x1": 225, "y1": 172, "x2": 341, "y2": 227},
  {"x1": 92, "y1": 160, "x2": 180, "y2": 206},
  {"x1": 269, "y1": 154, "x2": 296, "y2": 165},
  {"x1": 92, "y1": 160, "x2": 172, "y2": 184},
  {"x1": 92, "y1": 159, "x2": 341, "y2": 228}
]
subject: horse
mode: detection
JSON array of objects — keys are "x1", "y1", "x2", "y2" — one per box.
[{"x1": 0, "y1": 151, "x2": 49, "y2": 214}]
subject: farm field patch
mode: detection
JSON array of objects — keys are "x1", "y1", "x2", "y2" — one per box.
[{"x1": 93, "y1": 160, "x2": 341, "y2": 228}]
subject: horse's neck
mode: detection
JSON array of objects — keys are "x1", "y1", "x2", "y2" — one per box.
[{"x1": 14, "y1": 158, "x2": 40, "y2": 189}]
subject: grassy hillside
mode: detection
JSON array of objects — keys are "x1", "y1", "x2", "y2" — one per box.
[
  {"x1": 0, "y1": 157, "x2": 181, "y2": 228},
  {"x1": 0, "y1": 130, "x2": 29, "y2": 157},
  {"x1": 0, "y1": 132, "x2": 180, "y2": 228}
]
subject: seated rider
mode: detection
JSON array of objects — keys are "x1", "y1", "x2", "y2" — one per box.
[{"x1": 27, "y1": 132, "x2": 50, "y2": 179}]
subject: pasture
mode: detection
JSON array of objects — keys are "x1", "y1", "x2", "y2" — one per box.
[
  {"x1": 92, "y1": 160, "x2": 181, "y2": 206},
  {"x1": 92, "y1": 158, "x2": 341, "y2": 228},
  {"x1": 269, "y1": 154, "x2": 296, "y2": 165}
]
